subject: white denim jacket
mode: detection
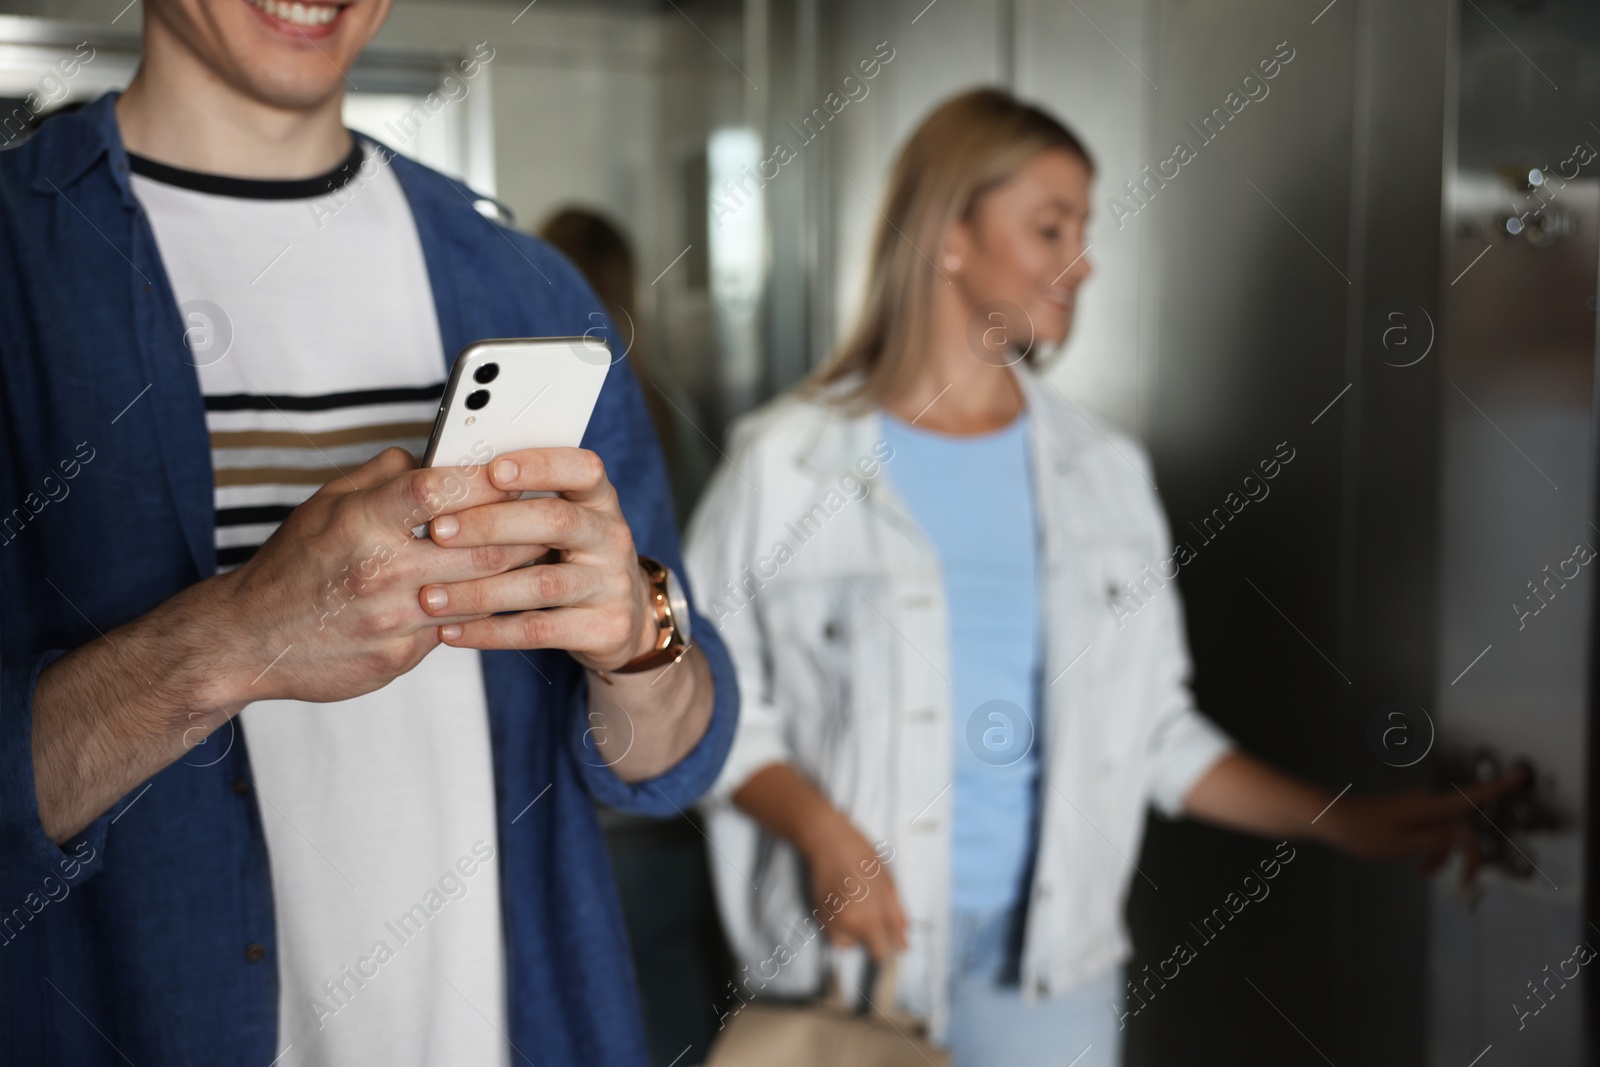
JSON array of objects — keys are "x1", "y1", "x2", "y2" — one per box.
[{"x1": 685, "y1": 366, "x2": 1232, "y2": 1038}]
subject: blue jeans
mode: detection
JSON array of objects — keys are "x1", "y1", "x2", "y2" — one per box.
[{"x1": 945, "y1": 906, "x2": 1123, "y2": 1067}]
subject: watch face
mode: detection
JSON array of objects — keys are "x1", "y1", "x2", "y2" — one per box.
[{"x1": 665, "y1": 568, "x2": 691, "y2": 644}]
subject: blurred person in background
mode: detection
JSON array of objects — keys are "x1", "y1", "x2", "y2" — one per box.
[
  {"x1": 685, "y1": 88, "x2": 1523, "y2": 1067},
  {"x1": 540, "y1": 207, "x2": 714, "y2": 527}
]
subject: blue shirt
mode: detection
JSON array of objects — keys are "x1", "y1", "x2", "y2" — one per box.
[
  {"x1": 0, "y1": 93, "x2": 738, "y2": 1067},
  {"x1": 880, "y1": 411, "x2": 1042, "y2": 913}
]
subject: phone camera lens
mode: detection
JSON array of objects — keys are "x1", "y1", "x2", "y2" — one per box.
[
  {"x1": 474, "y1": 362, "x2": 500, "y2": 385},
  {"x1": 465, "y1": 389, "x2": 491, "y2": 411}
]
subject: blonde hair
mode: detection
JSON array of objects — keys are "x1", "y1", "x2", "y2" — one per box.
[{"x1": 806, "y1": 87, "x2": 1093, "y2": 408}]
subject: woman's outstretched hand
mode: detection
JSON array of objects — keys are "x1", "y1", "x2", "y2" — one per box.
[
  {"x1": 1183, "y1": 751, "x2": 1533, "y2": 883},
  {"x1": 1314, "y1": 767, "x2": 1532, "y2": 880}
]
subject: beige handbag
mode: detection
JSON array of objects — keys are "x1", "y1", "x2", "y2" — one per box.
[{"x1": 705, "y1": 956, "x2": 950, "y2": 1067}]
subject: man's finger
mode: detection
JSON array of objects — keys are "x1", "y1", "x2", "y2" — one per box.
[
  {"x1": 439, "y1": 605, "x2": 607, "y2": 653},
  {"x1": 488, "y1": 448, "x2": 615, "y2": 505},
  {"x1": 420, "y1": 562, "x2": 598, "y2": 619},
  {"x1": 378, "y1": 462, "x2": 518, "y2": 535},
  {"x1": 433, "y1": 495, "x2": 605, "y2": 552},
  {"x1": 406, "y1": 541, "x2": 552, "y2": 589}
]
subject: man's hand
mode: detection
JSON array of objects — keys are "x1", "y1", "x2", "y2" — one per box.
[
  {"x1": 412, "y1": 446, "x2": 716, "y2": 783},
  {"x1": 31, "y1": 447, "x2": 535, "y2": 842},
  {"x1": 221, "y1": 446, "x2": 543, "y2": 704},
  {"x1": 414, "y1": 447, "x2": 658, "y2": 671}
]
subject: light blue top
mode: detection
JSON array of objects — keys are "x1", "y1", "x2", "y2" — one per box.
[{"x1": 881, "y1": 409, "x2": 1043, "y2": 914}]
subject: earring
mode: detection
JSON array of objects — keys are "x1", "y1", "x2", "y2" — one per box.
[{"x1": 942, "y1": 253, "x2": 961, "y2": 272}]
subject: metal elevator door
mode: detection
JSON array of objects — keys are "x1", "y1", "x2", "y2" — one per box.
[{"x1": 1429, "y1": 1, "x2": 1599, "y2": 1063}]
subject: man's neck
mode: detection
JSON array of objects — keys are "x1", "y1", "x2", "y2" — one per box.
[{"x1": 115, "y1": 22, "x2": 350, "y2": 179}]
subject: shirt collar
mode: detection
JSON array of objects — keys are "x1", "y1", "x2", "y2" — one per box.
[
  {"x1": 29, "y1": 91, "x2": 134, "y2": 202},
  {"x1": 792, "y1": 378, "x2": 881, "y2": 476},
  {"x1": 1013, "y1": 361, "x2": 1101, "y2": 467}
]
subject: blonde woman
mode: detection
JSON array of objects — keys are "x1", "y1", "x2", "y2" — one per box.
[{"x1": 687, "y1": 89, "x2": 1512, "y2": 1066}]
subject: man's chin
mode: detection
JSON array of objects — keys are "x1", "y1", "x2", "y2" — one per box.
[{"x1": 232, "y1": 66, "x2": 351, "y2": 113}]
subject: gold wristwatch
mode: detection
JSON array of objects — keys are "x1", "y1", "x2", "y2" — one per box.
[{"x1": 609, "y1": 555, "x2": 692, "y2": 674}]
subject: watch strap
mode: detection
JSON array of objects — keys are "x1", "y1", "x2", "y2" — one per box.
[{"x1": 605, "y1": 556, "x2": 689, "y2": 676}]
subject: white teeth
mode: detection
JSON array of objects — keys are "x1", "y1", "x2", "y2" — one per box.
[{"x1": 248, "y1": 0, "x2": 341, "y2": 27}]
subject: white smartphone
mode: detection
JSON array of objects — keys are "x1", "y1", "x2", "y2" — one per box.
[
  {"x1": 412, "y1": 338, "x2": 610, "y2": 538},
  {"x1": 421, "y1": 336, "x2": 611, "y2": 471}
]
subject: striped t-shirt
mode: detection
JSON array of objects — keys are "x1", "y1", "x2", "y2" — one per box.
[
  {"x1": 130, "y1": 140, "x2": 510, "y2": 1067},
  {"x1": 205, "y1": 381, "x2": 441, "y2": 570},
  {"x1": 130, "y1": 142, "x2": 447, "y2": 573}
]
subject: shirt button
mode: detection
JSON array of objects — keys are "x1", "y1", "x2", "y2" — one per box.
[
  {"x1": 245, "y1": 942, "x2": 266, "y2": 963},
  {"x1": 1034, "y1": 977, "x2": 1050, "y2": 996},
  {"x1": 232, "y1": 777, "x2": 250, "y2": 796}
]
